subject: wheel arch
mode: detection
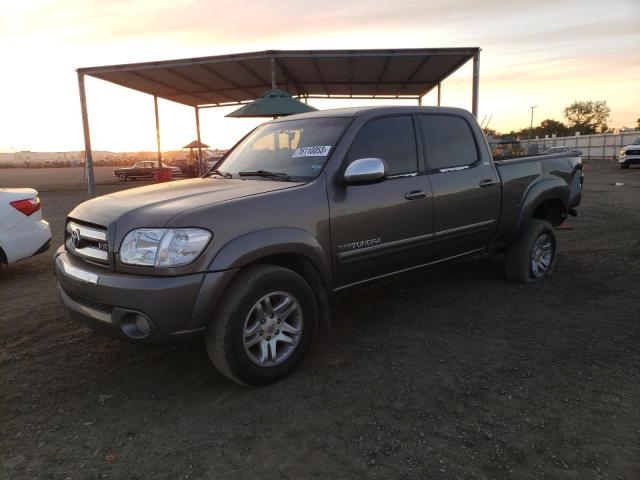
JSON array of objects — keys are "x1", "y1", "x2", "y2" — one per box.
[
  {"x1": 208, "y1": 228, "x2": 332, "y2": 293},
  {"x1": 516, "y1": 178, "x2": 569, "y2": 233}
]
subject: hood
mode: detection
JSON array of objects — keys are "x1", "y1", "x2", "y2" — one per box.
[{"x1": 68, "y1": 177, "x2": 301, "y2": 229}]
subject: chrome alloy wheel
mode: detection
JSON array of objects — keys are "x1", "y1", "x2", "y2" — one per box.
[
  {"x1": 242, "y1": 291, "x2": 303, "y2": 367},
  {"x1": 530, "y1": 233, "x2": 553, "y2": 278}
]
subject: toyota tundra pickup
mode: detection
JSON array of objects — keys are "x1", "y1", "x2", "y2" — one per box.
[{"x1": 54, "y1": 106, "x2": 583, "y2": 385}]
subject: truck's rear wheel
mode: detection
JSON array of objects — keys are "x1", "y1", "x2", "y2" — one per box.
[
  {"x1": 505, "y1": 219, "x2": 556, "y2": 283},
  {"x1": 205, "y1": 264, "x2": 317, "y2": 386}
]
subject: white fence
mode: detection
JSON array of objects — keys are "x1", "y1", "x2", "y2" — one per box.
[{"x1": 520, "y1": 131, "x2": 640, "y2": 160}]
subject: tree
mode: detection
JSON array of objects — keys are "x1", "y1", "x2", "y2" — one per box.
[
  {"x1": 563, "y1": 100, "x2": 610, "y2": 134},
  {"x1": 538, "y1": 119, "x2": 571, "y2": 137},
  {"x1": 483, "y1": 127, "x2": 500, "y2": 137},
  {"x1": 506, "y1": 119, "x2": 570, "y2": 139},
  {"x1": 637, "y1": 118, "x2": 640, "y2": 130}
]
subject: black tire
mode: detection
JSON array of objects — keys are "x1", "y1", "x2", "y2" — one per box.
[
  {"x1": 117, "y1": 173, "x2": 127, "y2": 181},
  {"x1": 205, "y1": 264, "x2": 318, "y2": 386},
  {"x1": 620, "y1": 163, "x2": 629, "y2": 169},
  {"x1": 504, "y1": 219, "x2": 556, "y2": 283}
]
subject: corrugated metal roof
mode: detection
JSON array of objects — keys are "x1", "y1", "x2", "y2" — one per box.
[{"x1": 78, "y1": 48, "x2": 478, "y2": 107}]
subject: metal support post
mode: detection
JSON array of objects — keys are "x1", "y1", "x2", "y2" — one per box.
[
  {"x1": 471, "y1": 52, "x2": 480, "y2": 117},
  {"x1": 437, "y1": 82, "x2": 441, "y2": 106},
  {"x1": 195, "y1": 107, "x2": 203, "y2": 175},
  {"x1": 77, "y1": 72, "x2": 95, "y2": 196},
  {"x1": 154, "y1": 96, "x2": 162, "y2": 168}
]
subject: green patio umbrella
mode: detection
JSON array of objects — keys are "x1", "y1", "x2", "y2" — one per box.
[
  {"x1": 226, "y1": 89, "x2": 316, "y2": 118},
  {"x1": 183, "y1": 140, "x2": 210, "y2": 149}
]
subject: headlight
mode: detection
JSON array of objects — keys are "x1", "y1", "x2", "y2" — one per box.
[
  {"x1": 120, "y1": 228, "x2": 211, "y2": 267},
  {"x1": 620, "y1": 149, "x2": 625, "y2": 156}
]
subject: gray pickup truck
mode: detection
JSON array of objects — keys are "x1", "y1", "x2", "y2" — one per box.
[{"x1": 54, "y1": 106, "x2": 583, "y2": 385}]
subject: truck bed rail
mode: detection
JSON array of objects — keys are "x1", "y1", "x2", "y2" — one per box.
[{"x1": 493, "y1": 150, "x2": 582, "y2": 166}]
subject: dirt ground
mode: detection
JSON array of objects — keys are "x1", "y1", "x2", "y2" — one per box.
[
  {"x1": 1, "y1": 160, "x2": 639, "y2": 479},
  {"x1": 1, "y1": 167, "x2": 125, "y2": 191}
]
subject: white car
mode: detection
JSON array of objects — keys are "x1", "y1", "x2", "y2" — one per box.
[
  {"x1": 619, "y1": 137, "x2": 640, "y2": 169},
  {"x1": 0, "y1": 188, "x2": 52, "y2": 266},
  {"x1": 543, "y1": 146, "x2": 573, "y2": 155}
]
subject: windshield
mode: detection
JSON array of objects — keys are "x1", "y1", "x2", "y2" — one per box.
[
  {"x1": 632, "y1": 138, "x2": 640, "y2": 145},
  {"x1": 214, "y1": 117, "x2": 349, "y2": 180}
]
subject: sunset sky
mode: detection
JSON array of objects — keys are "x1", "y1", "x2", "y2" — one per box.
[{"x1": 1, "y1": 0, "x2": 638, "y2": 153}]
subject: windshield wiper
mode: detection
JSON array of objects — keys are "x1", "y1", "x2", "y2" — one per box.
[
  {"x1": 209, "y1": 169, "x2": 232, "y2": 179},
  {"x1": 238, "y1": 170, "x2": 291, "y2": 181}
]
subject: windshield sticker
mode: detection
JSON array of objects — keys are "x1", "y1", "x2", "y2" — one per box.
[{"x1": 293, "y1": 146, "x2": 331, "y2": 158}]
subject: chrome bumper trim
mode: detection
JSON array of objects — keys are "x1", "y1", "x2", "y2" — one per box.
[{"x1": 59, "y1": 258, "x2": 99, "y2": 285}]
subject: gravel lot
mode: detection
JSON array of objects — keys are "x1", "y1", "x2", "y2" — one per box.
[
  {"x1": 1, "y1": 167, "x2": 125, "y2": 191},
  {"x1": 1, "y1": 160, "x2": 639, "y2": 479}
]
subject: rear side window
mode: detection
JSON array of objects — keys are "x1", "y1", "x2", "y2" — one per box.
[
  {"x1": 349, "y1": 116, "x2": 417, "y2": 176},
  {"x1": 419, "y1": 115, "x2": 478, "y2": 171}
]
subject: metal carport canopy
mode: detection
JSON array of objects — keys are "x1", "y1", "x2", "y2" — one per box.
[
  {"x1": 78, "y1": 48, "x2": 480, "y2": 106},
  {"x1": 76, "y1": 48, "x2": 481, "y2": 195}
]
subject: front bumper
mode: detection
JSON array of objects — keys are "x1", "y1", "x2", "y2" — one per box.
[
  {"x1": 54, "y1": 247, "x2": 237, "y2": 342},
  {"x1": 619, "y1": 156, "x2": 640, "y2": 165}
]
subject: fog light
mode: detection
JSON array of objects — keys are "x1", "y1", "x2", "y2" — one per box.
[{"x1": 121, "y1": 313, "x2": 151, "y2": 339}]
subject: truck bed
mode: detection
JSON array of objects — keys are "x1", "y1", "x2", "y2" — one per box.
[{"x1": 491, "y1": 150, "x2": 583, "y2": 247}]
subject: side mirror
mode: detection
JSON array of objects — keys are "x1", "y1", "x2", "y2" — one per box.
[{"x1": 344, "y1": 158, "x2": 386, "y2": 183}]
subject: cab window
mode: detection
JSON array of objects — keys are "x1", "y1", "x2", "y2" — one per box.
[
  {"x1": 348, "y1": 116, "x2": 417, "y2": 176},
  {"x1": 419, "y1": 115, "x2": 479, "y2": 171}
]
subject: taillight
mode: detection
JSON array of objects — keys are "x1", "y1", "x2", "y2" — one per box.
[{"x1": 10, "y1": 197, "x2": 41, "y2": 216}]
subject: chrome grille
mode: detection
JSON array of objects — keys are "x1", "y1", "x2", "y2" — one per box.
[{"x1": 66, "y1": 220, "x2": 109, "y2": 263}]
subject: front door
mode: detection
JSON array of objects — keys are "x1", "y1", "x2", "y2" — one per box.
[
  {"x1": 417, "y1": 114, "x2": 501, "y2": 259},
  {"x1": 329, "y1": 115, "x2": 434, "y2": 289}
]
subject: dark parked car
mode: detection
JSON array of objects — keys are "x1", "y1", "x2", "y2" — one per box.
[
  {"x1": 56, "y1": 106, "x2": 583, "y2": 385},
  {"x1": 113, "y1": 161, "x2": 181, "y2": 181}
]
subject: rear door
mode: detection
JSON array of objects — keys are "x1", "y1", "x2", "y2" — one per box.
[
  {"x1": 418, "y1": 114, "x2": 501, "y2": 259},
  {"x1": 329, "y1": 115, "x2": 434, "y2": 288},
  {"x1": 143, "y1": 162, "x2": 155, "y2": 177}
]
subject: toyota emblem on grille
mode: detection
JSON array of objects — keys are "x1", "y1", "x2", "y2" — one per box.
[{"x1": 71, "y1": 229, "x2": 81, "y2": 247}]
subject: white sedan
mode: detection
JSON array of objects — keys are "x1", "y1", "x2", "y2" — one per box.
[{"x1": 0, "y1": 188, "x2": 51, "y2": 266}]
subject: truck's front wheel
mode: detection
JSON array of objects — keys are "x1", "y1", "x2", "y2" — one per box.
[
  {"x1": 205, "y1": 265, "x2": 318, "y2": 386},
  {"x1": 505, "y1": 219, "x2": 556, "y2": 283}
]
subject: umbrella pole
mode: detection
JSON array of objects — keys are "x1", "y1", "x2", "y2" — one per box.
[{"x1": 270, "y1": 57, "x2": 276, "y2": 90}]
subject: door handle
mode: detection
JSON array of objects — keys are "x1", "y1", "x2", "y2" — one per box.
[
  {"x1": 479, "y1": 178, "x2": 497, "y2": 188},
  {"x1": 405, "y1": 190, "x2": 426, "y2": 200}
]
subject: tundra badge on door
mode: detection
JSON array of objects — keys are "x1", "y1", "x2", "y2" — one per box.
[{"x1": 338, "y1": 238, "x2": 382, "y2": 252}]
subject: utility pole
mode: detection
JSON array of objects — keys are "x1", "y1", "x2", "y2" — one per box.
[
  {"x1": 528, "y1": 105, "x2": 538, "y2": 140},
  {"x1": 527, "y1": 105, "x2": 538, "y2": 154}
]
